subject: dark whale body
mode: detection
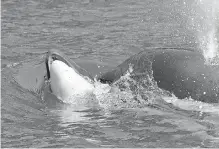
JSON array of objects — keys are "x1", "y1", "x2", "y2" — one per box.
[{"x1": 98, "y1": 49, "x2": 219, "y2": 103}]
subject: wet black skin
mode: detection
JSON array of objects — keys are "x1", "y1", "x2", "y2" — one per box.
[{"x1": 98, "y1": 48, "x2": 219, "y2": 103}]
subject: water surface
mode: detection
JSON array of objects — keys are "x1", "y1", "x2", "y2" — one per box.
[{"x1": 2, "y1": 0, "x2": 219, "y2": 148}]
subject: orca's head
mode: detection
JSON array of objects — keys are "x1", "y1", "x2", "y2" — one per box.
[
  {"x1": 45, "y1": 49, "x2": 94, "y2": 81},
  {"x1": 45, "y1": 50, "x2": 72, "y2": 80},
  {"x1": 44, "y1": 50, "x2": 95, "y2": 102}
]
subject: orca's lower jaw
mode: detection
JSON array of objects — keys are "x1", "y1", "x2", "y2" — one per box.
[{"x1": 48, "y1": 58, "x2": 95, "y2": 101}]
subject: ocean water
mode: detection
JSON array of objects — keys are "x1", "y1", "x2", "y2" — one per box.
[{"x1": 1, "y1": 0, "x2": 219, "y2": 148}]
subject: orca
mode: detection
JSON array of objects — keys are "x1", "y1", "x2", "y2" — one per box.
[
  {"x1": 98, "y1": 48, "x2": 219, "y2": 103},
  {"x1": 45, "y1": 50, "x2": 94, "y2": 102}
]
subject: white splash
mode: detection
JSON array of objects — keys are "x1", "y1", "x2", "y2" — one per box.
[{"x1": 163, "y1": 95, "x2": 219, "y2": 114}]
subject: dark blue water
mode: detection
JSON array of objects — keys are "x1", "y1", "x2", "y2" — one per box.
[{"x1": 2, "y1": 0, "x2": 219, "y2": 148}]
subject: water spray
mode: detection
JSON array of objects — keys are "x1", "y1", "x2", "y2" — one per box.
[
  {"x1": 184, "y1": 0, "x2": 219, "y2": 64},
  {"x1": 195, "y1": 0, "x2": 219, "y2": 64}
]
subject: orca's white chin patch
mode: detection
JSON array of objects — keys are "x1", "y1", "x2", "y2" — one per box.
[{"x1": 49, "y1": 60, "x2": 94, "y2": 103}]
